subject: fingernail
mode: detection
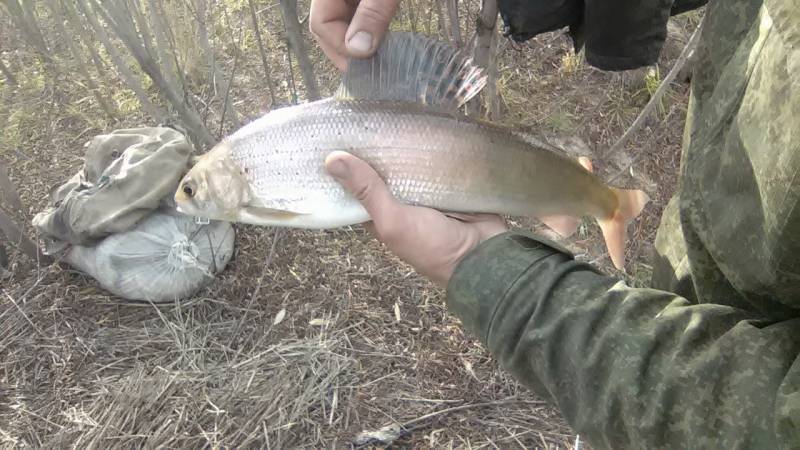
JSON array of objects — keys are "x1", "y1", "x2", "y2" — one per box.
[
  {"x1": 347, "y1": 31, "x2": 373, "y2": 54},
  {"x1": 327, "y1": 158, "x2": 350, "y2": 180}
]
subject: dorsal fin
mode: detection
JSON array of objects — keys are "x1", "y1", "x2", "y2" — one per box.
[{"x1": 336, "y1": 32, "x2": 487, "y2": 110}]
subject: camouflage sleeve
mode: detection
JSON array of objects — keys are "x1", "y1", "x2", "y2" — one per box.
[{"x1": 446, "y1": 230, "x2": 800, "y2": 448}]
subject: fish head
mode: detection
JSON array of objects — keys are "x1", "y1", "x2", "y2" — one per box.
[{"x1": 174, "y1": 142, "x2": 249, "y2": 221}]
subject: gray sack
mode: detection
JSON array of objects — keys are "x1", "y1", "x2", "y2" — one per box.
[{"x1": 32, "y1": 127, "x2": 234, "y2": 303}]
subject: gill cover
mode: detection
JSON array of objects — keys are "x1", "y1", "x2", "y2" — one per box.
[{"x1": 336, "y1": 32, "x2": 488, "y2": 111}]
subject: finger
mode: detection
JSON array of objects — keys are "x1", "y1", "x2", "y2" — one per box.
[
  {"x1": 344, "y1": 0, "x2": 401, "y2": 58},
  {"x1": 324, "y1": 151, "x2": 403, "y2": 230},
  {"x1": 309, "y1": 0, "x2": 357, "y2": 71}
]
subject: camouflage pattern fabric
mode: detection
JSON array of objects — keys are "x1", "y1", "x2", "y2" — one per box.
[{"x1": 447, "y1": 0, "x2": 800, "y2": 447}]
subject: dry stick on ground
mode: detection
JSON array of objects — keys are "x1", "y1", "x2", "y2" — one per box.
[
  {"x1": 49, "y1": 1, "x2": 118, "y2": 120},
  {"x1": 280, "y1": 0, "x2": 321, "y2": 101},
  {"x1": 606, "y1": 17, "x2": 704, "y2": 183},
  {"x1": 445, "y1": 0, "x2": 461, "y2": 47},
  {"x1": 93, "y1": 0, "x2": 215, "y2": 148},
  {"x1": 248, "y1": 0, "x2": 278, "y2": 108},
  {"x1": 193, "y1": 0, "x2": 241, "y2": 129},
  {"x1": 76, "y1": 0, "x2": 168, "y2": 123},
  {"x1": 468, "y1": 0, "x2": 498, "y2": 117},
  {"x1": 0, "y1": 57, "x2": 16, "y2": 87},
  {"x1": 356, "y1": 399, "x2": 547, "y2": 445}
]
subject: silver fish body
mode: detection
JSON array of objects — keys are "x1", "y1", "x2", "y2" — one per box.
[
  {"x1": 221, "y1": 98, "x2": 617, "y2": 228},
  {"x1": 174, "y1": 31, "x2": 649, "y2": 269}
]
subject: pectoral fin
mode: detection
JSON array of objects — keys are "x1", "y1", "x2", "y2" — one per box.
[{"x1": 239, "y1": 205, "x2": 308, "y2": 224}]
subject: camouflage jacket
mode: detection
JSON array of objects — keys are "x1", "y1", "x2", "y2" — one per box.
[{"x1": 447, "y1": 0, "x2": 800, "y2": 447}]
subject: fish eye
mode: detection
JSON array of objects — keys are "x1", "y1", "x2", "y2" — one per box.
[{"x1": 182, "y1": 180, "x2": 196, "y2": 198}]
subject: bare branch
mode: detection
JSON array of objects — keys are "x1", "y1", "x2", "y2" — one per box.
[
  {"x1": 0, "y1": 162, "x2": 51, "y2": 265},
  {"x1": 468, "y1": 0, "x2": 498, "y2": 116},
  {"x1": 48, "y1": 0, "x2": 118, "y2": 120},
  {"x1": 93, "y1": 0, "x2": 215, "y2": 148},
  {"x1": 2, "y1": 0, "x2": 52, "y2": 63},
  {"x1": 606, "y1": 17, "x2": 704, "y2": 182},
  {"x1": 0, "y1": 162, "x2": 23, "y2": 213},
  {"x1": 77, "y1": 0, "x2": 168, "y2": 122},
  {"x1": 0, "y1": 57, "x2": 17, "y2": 87},
  {"x1": 193, "y1": 0, "x2": 241, "y2": 129},
  {"x1": 405, "y1": 0, "x2": 417, "y2": 33},
  {"x1": 248, "y1": 0, "x2": 278, "y2": 107},
  {"x1": 0, "y1": 209, "x2": 51, "y2": 265},
  {"x1": 147, "y1": 0, "x2": 181, "y2": 92},
  {"x1": 280, "y1": 0, "x2": 320, "y2": 101},
  {"x1": 445, "y1": 0, "x2": 461, "y2": 47}
]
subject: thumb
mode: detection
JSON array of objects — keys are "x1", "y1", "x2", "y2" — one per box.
[
  {"x1": 324, "y1": 151, "x2": 401, "y2": 222},
  {"x1": 344, "y1": 0, "x2": 400, "y2": 58}
]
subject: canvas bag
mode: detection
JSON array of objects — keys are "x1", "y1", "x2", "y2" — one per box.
[{"x1": 32, "y1": 127, "x2": 235, "y2": 303}]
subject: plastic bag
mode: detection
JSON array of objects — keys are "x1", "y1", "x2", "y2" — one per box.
[{"x1": 64, "y1": 208, "x2": 234, "y2": 303}]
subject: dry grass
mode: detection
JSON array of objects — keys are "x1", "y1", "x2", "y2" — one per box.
[{"x1": 1, "y1": 2, "x2": 698, "y2": 448}]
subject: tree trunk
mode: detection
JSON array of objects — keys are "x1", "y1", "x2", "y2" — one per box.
[
  {"x1": 248, "y1": 0, "x2": 278, "y2": 107},
  {"x1": 0, "y1": 58, "x2": 17, "y2": 87},
  {"x1": 93, "y1": 0, "x2": 215, "y2": 148},
  {"x1": 280, "y1": 0, "x2": 320, "y2": 101},
  {"x1": 194, "y1": 0, "x2": 241, "y2": 129},
  {"x1": 468, "y1": 0, "x2": 498, "y2": 116},
  {"x1": 77, "y1": 0, "x2": 168, "y2": 123}
]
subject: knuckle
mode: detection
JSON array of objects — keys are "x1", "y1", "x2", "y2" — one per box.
[{"x1": 352, "y1": 181, "x2": 373, "y2": 203}]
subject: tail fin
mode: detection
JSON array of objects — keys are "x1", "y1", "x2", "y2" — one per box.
[{"x1": 597, "y1": 188, "x2": 650, "y2": 270}]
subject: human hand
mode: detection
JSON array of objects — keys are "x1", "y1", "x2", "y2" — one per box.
[
  {"x1": 309, "y1": 0, "x2": 401, "y2": 71},
  {"x1": 324, "y1": 151, "x2": 508, "y2": 286}
]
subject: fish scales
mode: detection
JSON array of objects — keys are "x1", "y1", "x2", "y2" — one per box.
[
  {"x1": 174, "y1": 31, "x2": 649, "y2": 269},
  {"x1": 225, "y1": 98, "x2": 617, "y2": 226}
]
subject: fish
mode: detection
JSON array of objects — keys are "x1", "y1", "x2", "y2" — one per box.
[{"x1": 174, "y1": 32, "x2": 649, "y2": 270}]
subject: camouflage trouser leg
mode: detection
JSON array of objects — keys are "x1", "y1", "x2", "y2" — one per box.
[{"x1": 650, "y1": 193, "x2": 697, "y2": 302}]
